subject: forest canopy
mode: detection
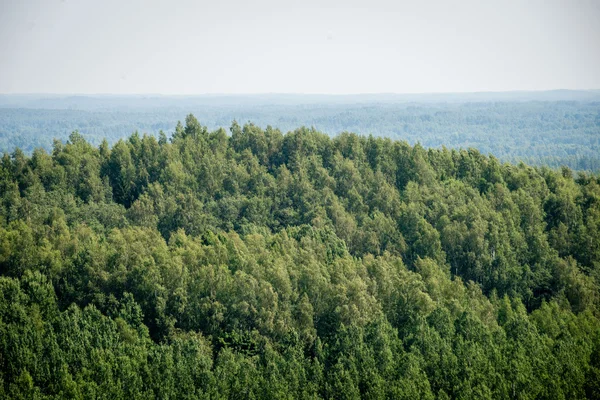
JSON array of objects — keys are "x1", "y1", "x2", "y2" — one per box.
[
  {"x1": 1, "y1": 95, "x2": 600, "y2": 171},
  {"x1": 1, "y1": 115, "x2": 600, "y2": 399}
]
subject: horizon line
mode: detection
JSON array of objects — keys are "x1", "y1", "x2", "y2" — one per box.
[{"x1": 2, "y1": 88, "x2": 600, "y2": 97}]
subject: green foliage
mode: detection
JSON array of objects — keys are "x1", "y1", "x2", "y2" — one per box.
[{"x1": 0, "y1": 118, "x2": 599, "y2": 398}]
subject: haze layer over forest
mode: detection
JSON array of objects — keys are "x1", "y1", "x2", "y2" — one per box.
[{"x1": 1, "y1": 91, "x2": 600, "y2": 171}]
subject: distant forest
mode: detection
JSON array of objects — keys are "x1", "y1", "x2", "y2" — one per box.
[
  {"x1": 1, "y1": 116, "x2": 599, "y2": 398},
  {"x1": 1, "y1": 93, "x2": 599, "y2": 171}
]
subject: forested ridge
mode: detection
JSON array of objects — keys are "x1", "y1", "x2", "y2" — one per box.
[
  {"x1": 2, "y1": 98, "x2": 600, "y2": 171},
  {"x1": 1, "y1": 115, "x2": 600, "y2": 399}
]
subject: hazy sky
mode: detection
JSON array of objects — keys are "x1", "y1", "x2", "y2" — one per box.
[{"x1": 1, "y1": 0, "x2": 599, "y2": 94}]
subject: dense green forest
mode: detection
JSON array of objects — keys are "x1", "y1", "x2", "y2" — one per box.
[
  {"x1": 1, "y1": 95, "x2": 600, "y2": 171},
  {"x1": 1, "y1": 115, "x2": 600, "y2": 398}
]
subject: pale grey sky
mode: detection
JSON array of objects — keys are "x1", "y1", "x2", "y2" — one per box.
[{"x1": 1, "y1": 0, "x2": 599, "y2": 94}]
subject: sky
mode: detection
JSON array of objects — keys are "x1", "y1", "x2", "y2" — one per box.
[{"x1": 0, "y1": 0, "x2": 599, "y2": 94}]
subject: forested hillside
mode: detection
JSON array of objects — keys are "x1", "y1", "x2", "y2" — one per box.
[
  {"x1": 1, "y1": 115, "x2": 600, "y2": 398},
  {"x1": 1, "y1": 95, "x2": 600, "y2": 171}
]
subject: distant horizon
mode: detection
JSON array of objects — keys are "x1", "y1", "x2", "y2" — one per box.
[{"x1": 2, "y1": 88, "x2": 600, "y2": 97}]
